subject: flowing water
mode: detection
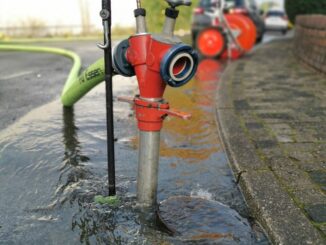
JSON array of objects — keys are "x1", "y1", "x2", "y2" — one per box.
[{"x1": 0, "y1": 59, "x2": 268, "y2": 244}]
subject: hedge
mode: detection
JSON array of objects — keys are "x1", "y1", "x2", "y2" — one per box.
[
  {"x1": 142, "y1": 0, "x2": 199, "y2": 33},
  {"x1": 285, "y1": 0, "x2": 326, "y2": 23}
]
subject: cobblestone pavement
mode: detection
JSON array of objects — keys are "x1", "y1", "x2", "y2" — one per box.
[{"x1": 216, "y1": 39, "x2": 326, "y2": 244}]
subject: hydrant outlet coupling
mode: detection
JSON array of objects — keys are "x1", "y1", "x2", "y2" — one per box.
[
  {"x1": 160, "y1": 44, "x2": 198, "y2": 87},
  {"x1": 112, "y1": 39, "x2": 135, "y2": 77}
]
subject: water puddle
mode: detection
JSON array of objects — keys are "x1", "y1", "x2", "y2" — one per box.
[
  {"x1": 159, "y1": 196, "x2": 253, "y2": 244},
  {"x1": 0, "y1": 60, "x2": 268, "y2": 244}
]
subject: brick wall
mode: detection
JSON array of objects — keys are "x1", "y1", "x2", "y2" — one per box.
[{"x1": 294, "y1": 15, "x2": 326, "y2": 74}]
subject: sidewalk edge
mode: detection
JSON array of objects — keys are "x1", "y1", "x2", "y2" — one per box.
[{"x1": 215, "y1": 57, "x2": 325, "y2": 244}]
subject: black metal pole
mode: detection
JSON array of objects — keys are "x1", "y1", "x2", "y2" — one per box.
[{"x1": 100, "y1": 0, "x2": 116, "y2": 196}]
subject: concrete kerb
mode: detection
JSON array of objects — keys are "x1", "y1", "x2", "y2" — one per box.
[{"x1": 215, "y1": 55, "x2": 325, "y2": 244}]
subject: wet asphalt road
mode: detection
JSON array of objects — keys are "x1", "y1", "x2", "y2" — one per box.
[
  {"x1": 0, "y1": 41, "x2": 102, "y2": 130},
  {"x1": 0, "y1": 52, "x2": 71, "y2": 130},
  {"x1": 262, "y1": 30, "x2": 293, "y2": 44}
]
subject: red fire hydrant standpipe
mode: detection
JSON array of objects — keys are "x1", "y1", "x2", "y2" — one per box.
[{"x1": 114, "y1": 0, "x2": 198, "y2": 206}]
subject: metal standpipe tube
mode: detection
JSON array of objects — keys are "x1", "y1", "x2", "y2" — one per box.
[
  {"x1": 135, "y1": 0, "x2": 147, "y2": 34},
  {"x1": 137, "y1": 131, "x2": 161, "y2": 206},
  {"x1": 162, "y1": 17, "x2": 176, "y2": 37},
  {"x1": 135, "y1": 15, "x2": 147, "y2": 34}
]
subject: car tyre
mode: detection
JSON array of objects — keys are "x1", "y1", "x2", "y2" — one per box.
[{"x1": 256, "y1": 35, "x2": 263, "y2": 43}]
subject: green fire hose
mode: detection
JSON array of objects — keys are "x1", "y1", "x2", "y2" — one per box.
[
  {"x1": 0, "y1": 44, "x2": 105, "y2": 107},
  {"x1": 0, "y1": 43, "x2": 120, "y2": 204},
  {"x1": 61, "y1": 58, "x2": 105, "y2": 106}
]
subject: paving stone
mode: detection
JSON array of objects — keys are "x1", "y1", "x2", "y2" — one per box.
[
  {"x1": 256, "y1": 144, "x2": 282, "y2": 157},
  {"x1": 234, "y1": 99, "x2": 250, "y2": 110},
  {"x1": 320, "y1": 225, "x2": 326, "y2": 235},
  {"x1": 258, "y1": 113, "x2": 295, "y2": 121},
  {"x1": 309, "y1": 171, "x2": 326, "y2": 185},
  {"x1": 254, "y1": 140, "x2": 278, "y2": 149},
  {"x1": 248, "y1": 101, "x2": 278, "y2": 110},
  {"x1": 217, "y1": 109, "x2": 268, "y2": 171},
  {"x1": 236, "y1": 111, "x2": 259, "y2": 123},
  {"x1": 245, "y1": 122, "x2": 264, "y2": 130},
  {"x1": 216, "y1": 39, "x2": 326, "y2": 243},
  {"x1": 245, "y1": 127, "x2": 275, "y2": 143},
  {"x1": 266, "y1": 123, "x2": 296, "y2": 143},
  {"x1": 309, "y1": 171, "x2": 326, "y2": 192},
  {"x1": 240, "y1": 171, "x2": 324, "y2": 244},
  {"x1": 281, "y1": 143, "x2": 325, "y2": 171},
  {"x1": 312, "y1": 144, "x2": 326, "y2": 162},
  {"x1": 290, "y1": 122, "x2": 326, "y2": 143},
  {"x1": 304, "y1": 204, "x2": 326, "y2": 223},
  {"x1": 266, "y1": 156, "x2": 297, "y2": 170},
  {"x1": 265, "y1": 157, "x2": 326, "y2": 206},
  {"x1": 255, "y1": 112, "x2": 296, "y2": 124},
  {"x1": 292, "y1": 188, "x2": 326, "y2": 206}
]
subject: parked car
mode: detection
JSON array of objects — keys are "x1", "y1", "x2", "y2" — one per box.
[
  {"x1": 191, "y1": 0, "x2": 265, "y2": 44},
  {"x1": 264, "y1": 9, "x2": 288, "y2": 34}
]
